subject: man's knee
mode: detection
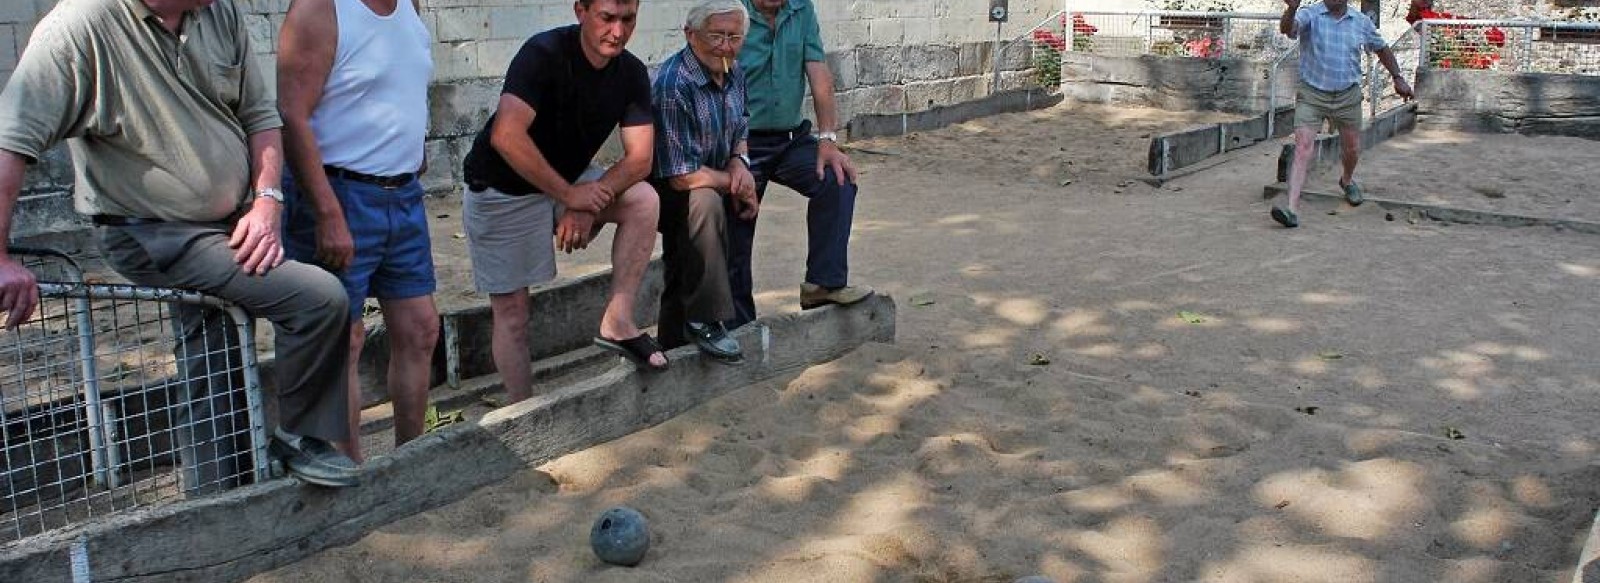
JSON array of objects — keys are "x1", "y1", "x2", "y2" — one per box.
[
  {"x1": 386, "y1": 302, "x2": 440, "y2": 353},
  {"x1": 488, "y1": 292, "x2": 530, "y2": 335},
  {"x1": 619, "y1": 183, "x2": 660, "y2": 224},
  {"x1": 686, "y1": 188, "x2": 727, "y2": 231},
  {"x1": 300, "y1": 269, "x2": 351, "y2": 320}
]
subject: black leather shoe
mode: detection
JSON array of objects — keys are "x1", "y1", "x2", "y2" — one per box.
[
  {"x1": 684, "y1": 321, "x2": 743, "y2": 364},
  {"x1": 271, "y1": 431, "x2": 360, "y2": 488}
]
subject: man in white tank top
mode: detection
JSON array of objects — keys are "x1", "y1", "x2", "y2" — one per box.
[{"x1": 278, "y1": 0, "x2": 437, "y2": 463}]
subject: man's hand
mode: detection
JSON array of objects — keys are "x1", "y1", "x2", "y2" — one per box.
[
  {"x1": 0, "y1": 257, "x2": 39, "y2": 329},
  {"x1": 560, "y1": 181, "x2": 615, "y2": 213},
  {"x1": 816, "y1": 140, "x2": 858, "y2": 185},
  {"x1": 726, "y1": 160, "x2": 759, "y2": 220},
  {"x1": 1284, "y1": 0, "x2": 1301, "y2": 8},
  {"x1": 314, "y1": 209, "x2": 355, "y2": 272},
  {"x1": 554, "y1": 210, "x2": 598, "y2": 253},
  {"x1": 1393, "y1": 76, "x2": 1415, "y2": 101},
  {"x1": 230, "y1": 198, "x2": 286, "y2": 276}
]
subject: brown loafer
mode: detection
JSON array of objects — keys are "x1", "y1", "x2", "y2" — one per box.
[{"x1": 800, "y1": 283, "x2": 875, "y2": 310}]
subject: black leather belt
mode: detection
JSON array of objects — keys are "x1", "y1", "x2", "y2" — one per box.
[
  {"x1": 324, "y1": 165, "x2": 415, "y2": 189},
  {"x1": 749, "y1": 127, "x2": 801, "y2": 140},
  {"x1": 92, "y1": 215, "x2": 164, "y2": 226}
]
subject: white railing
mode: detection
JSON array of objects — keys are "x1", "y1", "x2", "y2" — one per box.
[{"x1": 1415, "y1": 18, "x2": 1600, "y2": 75}]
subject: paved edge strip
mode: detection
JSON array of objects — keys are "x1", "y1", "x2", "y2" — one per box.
[
  {"x1": 0, "y1": 295, "x2": 898, "y2": 583},
  {"x1": 1262, "y1": 183, "x2": 1600, "y2": 235}
]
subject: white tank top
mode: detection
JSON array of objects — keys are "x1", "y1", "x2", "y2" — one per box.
[{"x1": 310, "y1": 0, "x2": 433, "y2": 176}]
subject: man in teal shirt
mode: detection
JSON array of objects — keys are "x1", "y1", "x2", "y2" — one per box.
[{"x1": 728, "y1": 0, "x2": 873, "y2": 329}]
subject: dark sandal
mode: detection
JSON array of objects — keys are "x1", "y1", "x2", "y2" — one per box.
[{"x1": 594, "y1": 334, "x2": 669, "y2": 371}]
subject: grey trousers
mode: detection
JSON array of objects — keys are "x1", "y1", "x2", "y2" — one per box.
[
  {"x1": 99, "y1": 222, "x2": 349, "y2": 493},
  {"x1": 654, "y1": 185, "x2": 735, "y2": 350}
]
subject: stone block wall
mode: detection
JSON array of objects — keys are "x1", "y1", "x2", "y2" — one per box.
[
  {"x1": 3, "y1": 0, "x2": 1062, "y2": 237},
  {"x1": 1417, "y1": 68, "x2": 1600, "y2": 138},
  {"x1": 1058, "y1": 52, "x2": 1299, "y2": 114}
]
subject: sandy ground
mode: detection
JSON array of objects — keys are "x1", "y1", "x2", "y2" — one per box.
[
  {"x1": 252, "y1": 102, "x2": 1600, "y2": 583},
  {"x1": 1319, "y1": 129, "x2": 1600, "y2": 224}
]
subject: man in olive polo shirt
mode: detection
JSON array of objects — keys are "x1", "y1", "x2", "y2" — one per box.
[
  {"x1": 0, "y1": 0, "x2": 359, "y2": 489},
  {"x1": 729, "y1": 0, "x2": 872, "y2": 329}
]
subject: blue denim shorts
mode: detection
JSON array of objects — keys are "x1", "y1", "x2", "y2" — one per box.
[{"x1": 282, "y1": 172, "x2": 437, "y2": 317}]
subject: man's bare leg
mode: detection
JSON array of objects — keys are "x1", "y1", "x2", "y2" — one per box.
[
  {"x1": 489, "y1": 290, "x2": 534, "y2": 403},
  {"x1": 378, "y1": 295, "x2": 438, "y2": 446},
  {"x1": 336, "y1": 320, "x2": 366, "y2": 462},
  {"x1": 595, "y1": 182, "x2": 666, "y2": 368},
  {"x1": 1285, "y1": 125, "x2": 1320, "y2": 214},
  {"x1": 1338, "y1": 124, "x2": 1362, "y2": 187}
]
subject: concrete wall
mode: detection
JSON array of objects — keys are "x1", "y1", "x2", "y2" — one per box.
[
  {"x1": 1417, "y1": 68, "x2": 1600, "y2": 139},
  {"x1": 2, "y1": 0, "x2": 1062, "y2": 239},
  {"x1": 1059, "y1": 52, "x2": 1298, "y2": 114}
]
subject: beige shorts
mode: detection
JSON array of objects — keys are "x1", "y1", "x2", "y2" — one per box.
[{"x1": 1294, "y1": 81, "x2": 1363, "y2": 130}]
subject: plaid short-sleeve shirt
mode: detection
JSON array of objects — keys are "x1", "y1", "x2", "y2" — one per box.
[
  {"x1": 1293, "y1": 4, "x2": 1387, "y2": 92},
  {"x1": 651, "y1": 47, "x2": 749, "y2": 180}
]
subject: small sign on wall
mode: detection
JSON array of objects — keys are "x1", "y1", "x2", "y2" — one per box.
[{"x1": 988, "y1": 0, "x2": 1009, "y2": 22}]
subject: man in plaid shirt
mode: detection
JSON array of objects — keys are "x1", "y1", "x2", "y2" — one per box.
[
  {"x1": 650, "y1": 0, "x2": 760, "y2": 363},
  {"x1": 1273, "y1": 0, "x2": 1414, "y2": 228}
]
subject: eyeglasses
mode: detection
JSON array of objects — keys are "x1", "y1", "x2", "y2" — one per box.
[{"x1": 698, "y1": 31, "x2": 745, "y2": 46}]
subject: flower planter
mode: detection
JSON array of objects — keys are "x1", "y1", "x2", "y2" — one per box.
[
  {"x1": 1158, "y1": 15, "x2": 1224, "y2": 31},
  {"x1": 1537, "y1": 26, "x2": 1600, "y2": 44}
]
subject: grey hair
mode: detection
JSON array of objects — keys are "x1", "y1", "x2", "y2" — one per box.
[{"x1": 684, "y1": 0, "x2": 749, "y2": 33}]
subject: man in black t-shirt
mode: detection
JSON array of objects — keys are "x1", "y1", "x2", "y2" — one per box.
[{"x1": 461, "y1": 0, "x2": 666, "y2": 402}]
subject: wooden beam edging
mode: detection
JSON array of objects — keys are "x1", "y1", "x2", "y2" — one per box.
[
  {"x1": 1147, "y1": 105, "x2": 1294, "y2": 177},
  {"x1": 0, "y1": 295, "x2": 897, "y2": 583},
  {"x1": 1260, "y1": 183, "x2": 1600, "y2": 235},
  {"x1": 1274, "y1": 102, "x2": 1417, "y2": 183}
]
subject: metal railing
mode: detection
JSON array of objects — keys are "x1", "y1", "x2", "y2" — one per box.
[
  {"x1": 1415, "y1": 19, "x2": 1600, "y2": 75},
  {"x1": 1, "y1": 248, "x2": 268, "y2": 543}
]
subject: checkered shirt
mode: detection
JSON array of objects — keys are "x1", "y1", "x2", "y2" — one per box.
[
  {"x1": 1293, "y1": 4, "x2": 1387, "y2": 92},
  {"x1": 651, "y1": 47, "x2": 749, "y2": 179}
]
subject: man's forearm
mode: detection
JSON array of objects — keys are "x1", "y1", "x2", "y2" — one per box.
[
  {"x1": 598, "y1": 154, "x2": 651, "y2": 197},
  {"x1": 1377, "y1": 48, "x2": 1405, "y2": 79},
  {"x1": 1280, "y1": 3, "x2": 1300, "y2": 36},
  {"x1": 248, "y1": 129, "x2": 284, "y2": 194},
  {"x1": 0, "y1": 151, "x2": 27, "y2": 258},
  {"x1": 806, "y1": 62, "x2": 839, "y2": 133},
  {"x1": 280, "y1": 118, "x2": 342, "y2": 217},
  {"x1": 666, "y1": 167, "x2": 730, "y2": 193}
]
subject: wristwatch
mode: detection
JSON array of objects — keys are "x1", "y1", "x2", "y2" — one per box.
[
  {"x1": 735, "y1": 153, "x2": 752, "y2": 168},
  {"x1": 815, "y1": 131, "x2": 838, "y2": 143},
  {"x1": 255, "y1": 187, "x2": 284, "y2": 203}
]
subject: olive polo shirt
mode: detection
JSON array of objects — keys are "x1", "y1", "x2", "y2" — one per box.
[
  {"x1": 737, "y1": 0, "x2": 825, "y2": 132},
  {"x1": 0, "y1": 0, "x2": 280, "y2": 222}
]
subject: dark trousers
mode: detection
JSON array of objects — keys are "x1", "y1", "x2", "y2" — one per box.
[
  {"x1": 726, "y1": 121, "x2": 857, "y2": 329},
  {"x1": 655, "y1": 183, "x2": 735, "y2": 350},
  {"x1": 99, "y1": 223, "x2": 350, "y2": 494}
]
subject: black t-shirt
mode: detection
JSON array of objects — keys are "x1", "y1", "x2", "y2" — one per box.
[{"x1": 462, "y1": 25, "x2": 653, "y2": 195}]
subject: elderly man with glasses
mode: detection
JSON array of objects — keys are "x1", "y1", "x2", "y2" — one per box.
[{"x1": 649, "y1": 0, "x2": 759, "y2": 363}]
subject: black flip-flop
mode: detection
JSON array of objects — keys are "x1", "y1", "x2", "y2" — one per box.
[{"x1": 594, "y1": 334, "x2": 669, "y2": 371}]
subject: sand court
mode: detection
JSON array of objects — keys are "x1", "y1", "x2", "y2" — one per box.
[{"x1": 248, "y1": 101, "x2": 1600, "y2": 582}]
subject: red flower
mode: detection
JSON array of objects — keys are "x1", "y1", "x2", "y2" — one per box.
[
  {"x1": 1485, "y1": 27, "x2": 1506, "y2": 46},
  {"x1": 1063, "y1": 13, "x2": 1098, "y2": 36},
  {"x1": 1033, "y1": 28, "x2": 1066, "y2": 51}
]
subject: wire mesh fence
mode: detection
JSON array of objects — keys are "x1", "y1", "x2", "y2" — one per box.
[
  {"x1": 1417, "y1": 19, "x2": 1600, "y2": 75},
  {"x1": 1, "y1": 248, "x2": 268, "y2": 544},
  {"x1": 1056, "y1": 11, "x2": 1294, "y2": 61}
]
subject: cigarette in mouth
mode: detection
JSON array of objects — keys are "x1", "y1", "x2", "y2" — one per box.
[{"x1": 723, "y1": 57, "x2": 730, "y2": 74}]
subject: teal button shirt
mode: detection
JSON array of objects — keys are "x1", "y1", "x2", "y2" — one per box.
[{"x1": 738, "y1": 0, "x2": 826, "y2": 131}]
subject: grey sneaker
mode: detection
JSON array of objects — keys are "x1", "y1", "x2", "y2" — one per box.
[
  {"x1": 1341, "y1": 181, "x2": 1365, "y2": 206},
  {"x1": 684, "y1": 321, "x2": 743, "y2": 364},
  {"x1": 1270, "y1": 206, "x2": 1300, "y2": 228},
  {"x1": 271, "y1": 430, "x2": 359, "y2": 488},
  {"x1": 800, "y1": 283, "x2": 875, "y2": 310}
]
